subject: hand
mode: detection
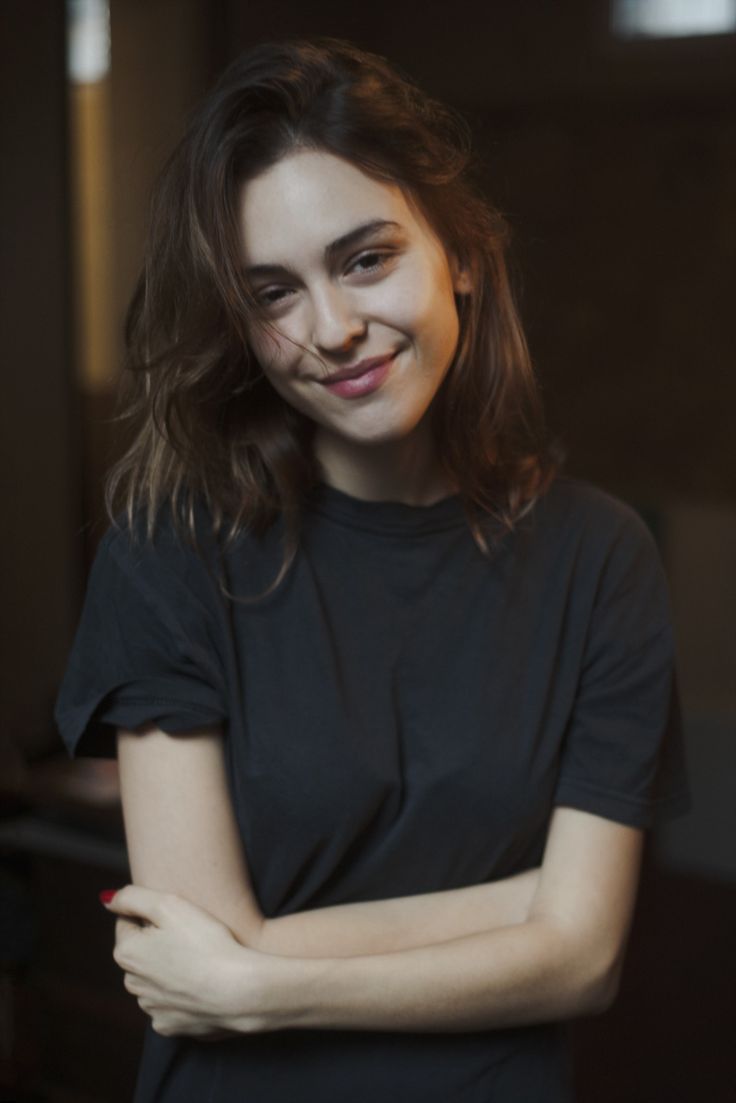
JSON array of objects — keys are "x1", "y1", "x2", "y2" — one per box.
[{"x1": 105, "y1": 885, "x2": 268, "y2": 1038}]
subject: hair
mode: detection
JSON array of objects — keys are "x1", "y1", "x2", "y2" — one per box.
[{"x1": 106, "y1": 36, "x2": 561, "y2": 597}]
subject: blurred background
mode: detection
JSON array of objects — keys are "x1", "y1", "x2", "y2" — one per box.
[{"x1": 0, "y1": 1, "x2": 734, "y2": 1100}]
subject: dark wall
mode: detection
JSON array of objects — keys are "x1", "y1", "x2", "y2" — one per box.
[
  {"x1": 0, "y1": 0, "x2": 81, "y2": 757},
  {"x1": 485, "y1": 99, "x2": 736, "y2": 503},
  {"x1": 216, "y1": 0, "x2": 736, "y2": 104}
]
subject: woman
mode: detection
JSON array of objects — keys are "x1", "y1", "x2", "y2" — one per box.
[{"x1": 55, "y1": 37, "x2": 688, "y2": 1103}]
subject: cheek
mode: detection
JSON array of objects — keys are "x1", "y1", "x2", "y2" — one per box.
[
  {"x1": 390, "y1": 258, "x2": 459, "y2": 341},
  {"x1": 403, "y1": 275, "x2": 460, "y2": 365}
]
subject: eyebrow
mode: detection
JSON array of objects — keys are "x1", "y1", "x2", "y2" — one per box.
[{"x1": 245, "y1": 219, "x2": 403, "y2": 281}]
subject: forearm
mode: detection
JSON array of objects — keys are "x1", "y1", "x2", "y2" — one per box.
[
  {"x1": 241, "y1": 917, "x2": 615, "y2": 1035},
  {"x1": 255, "y1": 869, "x2": 539, "y2": 958},
  {"x1": 110, "y1": 809, "x2": 639, "y2": 1040}
]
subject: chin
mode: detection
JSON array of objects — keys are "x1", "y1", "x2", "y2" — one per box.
[{"x1": 343, "y1": 420, "x2": 424, "y2": 447}]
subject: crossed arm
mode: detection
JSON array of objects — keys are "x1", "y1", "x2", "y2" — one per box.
[{"x1": 109, "y1": 723, "x2": 644, "y2": 1037}]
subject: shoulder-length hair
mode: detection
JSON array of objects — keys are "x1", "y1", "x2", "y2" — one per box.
[{"x1": 107, "y1": 36, "x2": 561, "y2": 595}]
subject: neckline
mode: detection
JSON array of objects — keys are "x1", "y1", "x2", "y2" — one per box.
[{"x1": 308, "y1": 480, "x2": 467, "y2": 536}]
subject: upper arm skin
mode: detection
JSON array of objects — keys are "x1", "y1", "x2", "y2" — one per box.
[
  {"x1": 116, "y1": 724, "x2": 264, "y2": 946},
  {"x1": 528, "y1": 805, "x2": 644, "y2": 1008},
  {"x1": 116, "y1": 724, "x2": 541, "y2": 961}
]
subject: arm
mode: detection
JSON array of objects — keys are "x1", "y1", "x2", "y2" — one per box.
[
  {"x1": 110, "y1": 799, "x2": 642, "y2": 1036},
  {"x1": 116, "y1": 724, "x2": 538, "y2": 960},
  {"x1": 249, "y1": 806, "x2": 644, "y2": 1032},
  {"x1": 259, "y1": 870, "x2": 538, "y2": 956}
]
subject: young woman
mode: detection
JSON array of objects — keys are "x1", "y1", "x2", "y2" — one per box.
[{"x1": 55, "y1": 37, "x2": 688, "y2": 1103}]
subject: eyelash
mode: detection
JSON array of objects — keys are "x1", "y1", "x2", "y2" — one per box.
[
  {"x1": 349, "y1": 250, "x2": 390, "y2": 275},
  {"x1": 257, "y1": 286, "x2": 293, "y2": 307},
  {"x1": 255, "y1": 249, "x2": 395, "y2": 310}
]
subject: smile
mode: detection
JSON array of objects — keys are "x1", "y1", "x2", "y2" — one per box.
[{"x1": 317, "y1": 351, "x2": 398, "y2": 399}]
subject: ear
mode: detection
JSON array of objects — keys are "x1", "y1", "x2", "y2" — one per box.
[{"x1": 450, "y1": 255, "x2": 472, "y2": 295}]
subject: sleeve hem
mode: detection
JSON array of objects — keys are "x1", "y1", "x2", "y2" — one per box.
[
  {"x1": 57, "y1": 695, "x2": 227, "y2": 760},
  {"x1": 554, "y1": 776, "x2": 692, "y2": 829}
]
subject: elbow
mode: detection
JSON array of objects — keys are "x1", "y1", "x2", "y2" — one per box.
[
  {"x1": 575, "y1": 952, "x2": 624, "y2": 1016},
  {"x1": 578, "y1": 968, "x2": 619, "y2": 1016},
  {"x1": 533, "y1": 921, "x2": 627, "y2": 1020}
]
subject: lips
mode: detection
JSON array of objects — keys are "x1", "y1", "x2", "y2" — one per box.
[{"x1": 318, "y1": 351, "x2": 398, "y2": 384}]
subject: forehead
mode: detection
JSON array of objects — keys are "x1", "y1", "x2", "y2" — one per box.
[{"x1": 238, "y1": 149, "x2": 431, "y2": 265}]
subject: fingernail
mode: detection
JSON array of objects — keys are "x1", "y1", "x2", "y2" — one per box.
[{"x1": 99, "y1": 889, "x2": 117, "y2": 905}]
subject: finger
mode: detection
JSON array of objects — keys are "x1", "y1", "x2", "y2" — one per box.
[
  {"x1": 123, "y1": 972, "x2": 142, "y2": 995},
  {"x1": 102, "y1": 883, "x2": 171, "y2": 926},
  {"x1": 152, "y1": 1017, "x2": 174, "y2": 1037},
  {"x1": 113, "y1": 915, "x2": 151, "y2": 972},
  {"x1": 115, "y1": 916, "x2": 149, "y2": 957},
  {"x1": 113, "y1": 920, "x2": 155, "y2": 972},
  {"x1": 116, "y1": 915, "x2": 145, "y2": 937}
]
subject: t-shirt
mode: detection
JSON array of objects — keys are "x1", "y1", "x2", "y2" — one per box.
[{"x1": 55, "y1": 476, "x2": 689, "y2": 1103}]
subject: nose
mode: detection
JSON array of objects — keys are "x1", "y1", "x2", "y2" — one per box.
[{"x1": 310, "y1": 282, "x2": 366, "y2": 353}]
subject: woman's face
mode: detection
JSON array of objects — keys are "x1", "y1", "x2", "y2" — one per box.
[{"x1": 238, "y1": 149, "x2": 469, "y2": 481}]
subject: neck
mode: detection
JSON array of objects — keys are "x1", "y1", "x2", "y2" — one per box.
[{"x1": 314, "y1": 425, "x2": 457, "y2": 507}]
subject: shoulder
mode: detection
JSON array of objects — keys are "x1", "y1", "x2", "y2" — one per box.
[
  {"x1": 100, "y1": 497, "x2": 222, "y2": 567},
  {"x1": 528, "y1": 476, "x2": 662, "y2": 564},
  {"x1": 535, "y1": 476, "x2": 653, "y2": 535},
  {"x1": 510, "y1": 477, "x2": 670, "y2": 618},
  {"x1": 90, "y1": 501, "x2": 225, "y2": 621}
]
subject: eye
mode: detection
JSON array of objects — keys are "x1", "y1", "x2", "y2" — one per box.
[
  {"x1": 347, "y1": 250, "x2": 394, "y2": 276},
  {"x1": 255, "y1": 285, "x2": 294, "y2": 310}
]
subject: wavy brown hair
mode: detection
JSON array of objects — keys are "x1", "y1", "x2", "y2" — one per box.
[{"x1": 107, "y1": 37, "x2": 561, "y2": 595}]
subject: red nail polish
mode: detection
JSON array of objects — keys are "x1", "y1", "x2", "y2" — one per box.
[{"x1": 99, "y1": 889, "x2": 117, "y2": 905}]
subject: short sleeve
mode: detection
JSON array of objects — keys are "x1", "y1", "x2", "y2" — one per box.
[
  {"x1": 553, "y1": 504, "x2": 690, "y2": 828},
  {"x1": 55, "y1": 523, "x2": 227, "y2": 759}
]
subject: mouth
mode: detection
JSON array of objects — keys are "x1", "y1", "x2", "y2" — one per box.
[{"x1": 317, "y1": 351, "x2": 399, "y2": 385}]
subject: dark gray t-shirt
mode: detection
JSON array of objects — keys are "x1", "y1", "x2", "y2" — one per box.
[{"x1": 55, "y1": 476, "x2": 689, "y2": 1103}]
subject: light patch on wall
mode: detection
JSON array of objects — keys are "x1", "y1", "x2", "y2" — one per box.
[
  {"x1": 612, "y1": 0, "x2": 736, "y2": 37},
  {"x1": 66, "y1": 0, "x2": 115, "y2": 392},
  {"x1": 67, "y1": 0, "x2": 110, "y2": 83}
]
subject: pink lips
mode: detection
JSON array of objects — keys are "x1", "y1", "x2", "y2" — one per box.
[{"x1": 319, "y1": 352, "x2": 397, "y2": 399}]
